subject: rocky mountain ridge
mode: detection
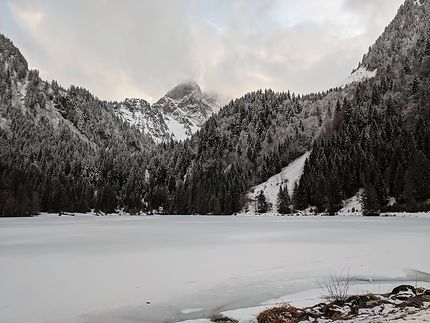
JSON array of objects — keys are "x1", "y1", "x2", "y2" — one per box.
[{"x1": 114, "y1": 82, "x2": 220, "y2": 142}]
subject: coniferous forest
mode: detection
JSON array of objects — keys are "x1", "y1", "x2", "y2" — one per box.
[{"x1": 1, "y1": 0, "x2": 430, "y2": 216}]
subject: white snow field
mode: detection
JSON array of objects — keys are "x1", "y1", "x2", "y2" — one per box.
[
  {"x1": 245, "y1": 152, "x2": 311, "y2": 213},
  {"x1": 337, "y1": 66, "x2": 377, "y2": 88},
  {"x1": 1, "y1": 215, "x2": 430, "y2": 323}
]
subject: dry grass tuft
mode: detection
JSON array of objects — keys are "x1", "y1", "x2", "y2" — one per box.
[
  {"x1": 365, "y1": 292, "x2": 379, "y2": 301},
  {"x1": 319, "y1": 271, "x2": 351, "y2": 302},
  {"x1": 257, "y1": 304, "x2": 301, "y2": 323}
]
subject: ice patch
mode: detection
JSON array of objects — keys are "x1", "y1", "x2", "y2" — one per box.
[
  {"x1": 2, "y1": 216, "x2": 430, "y2": 323},
  {"x1": 178, "y1": 320, "x2": 212, "y2": 323},
  {"x1": 180, "y1": 308, "x2": 203, "y2": 314},
  {"x1": 220, "y1": 305, "x2": 268, "y2": 323}
]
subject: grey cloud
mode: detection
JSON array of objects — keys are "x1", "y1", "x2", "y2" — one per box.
[{"x1": 4, "y1": 0, "x2": 405, "y2": 104}]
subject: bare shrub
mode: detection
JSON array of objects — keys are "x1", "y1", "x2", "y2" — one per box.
[{"x1": 319, "y1": 271, "x2": 351, "y2": 302}]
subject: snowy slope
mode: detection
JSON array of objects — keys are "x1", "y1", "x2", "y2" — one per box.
[
  {"x1": 338, "y1": 66, "x2": 377, "y2": 88},
  {"x1": 163, "y1": 114, "x2": 200, "y2": 141},
  {"x1": 338, "y1": 189, "x2": 363, "y2": 215},
  {"x1": 244, "y1": 151, "x2": 310, "y2": 213}
]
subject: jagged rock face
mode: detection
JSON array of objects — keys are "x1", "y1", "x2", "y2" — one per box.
[
  {"x1": 155, "y1": 82, "x2": 215, "y2": 120},
  {"x1": 115, "y1": 82, "x2": 221, "y2": 142},
  {"x1": 153, "y1": 82, "x2": 221, "y2": 140},
  {"x1": 113, "y1": 98, "x2": 170, "y2": 142}
]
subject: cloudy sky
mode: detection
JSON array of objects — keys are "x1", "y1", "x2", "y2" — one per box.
[{"x1": 0, "y1": 0, "x2": 403, "y2": 103}]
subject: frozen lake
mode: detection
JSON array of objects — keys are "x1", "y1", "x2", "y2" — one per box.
[{"x1": 1, "y1": 215, "x2": 429, "y2": 323}]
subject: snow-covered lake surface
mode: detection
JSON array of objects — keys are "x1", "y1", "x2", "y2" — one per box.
[{"x1": 1, "y1": 215, "x2": 429, "y2": 323}]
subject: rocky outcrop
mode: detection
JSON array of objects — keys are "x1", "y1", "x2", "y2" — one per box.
[
  {"x1": 114, "y1": 82, "x2": 220, "y2": 142},
  {"x1": 257, "y1": 285, "x2": 430, "y2": 323}
]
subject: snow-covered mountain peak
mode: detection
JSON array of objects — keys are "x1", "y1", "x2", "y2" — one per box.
[
  {"x1": 154, "y1": 81, "x2": 220, "y2": 119},
  {"x1": 113, "y1": 82, "x2": 221, "y2": 142},
  {"x1": 152, "y1": 81, "x2": 221, "y2": 140},
  {"x1": 164, "y1": 81, "x2": 202, "y2": 102}
]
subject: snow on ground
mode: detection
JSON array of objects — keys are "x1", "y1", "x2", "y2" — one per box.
[
  {"x1": 181, "y1": 283, "x2": 430, "y2": 323},
  {"x1": 337, "y1": 190, "x2": 430, "y2": 218},
  {"x1": 0, "y1": 116, "x2": 9, "y2": 131},
  {"x1": 338, "y1": 189, "x2": 363, "y2": 215},
  {"x1": 245, "y1": 152, "x2": 310, "y2": 213},
  {"x1": 384, "y1": 212, "x2": 430, "y2": 218},
  {"x1": 1, "y1": 215, "x2": 429, "y2": 323},
  {"x1": 395, "y1": 308, "x2": 430, "y2": 322},
  {"x1": 118, "y1": 106, "x2": 143, "y2": 128},
  {"x1": 164, "y1": 114, "x2": 195, "y2": 141},
  {"x1": 338, "y1": 67, "x2": 377, "y2": 88}
]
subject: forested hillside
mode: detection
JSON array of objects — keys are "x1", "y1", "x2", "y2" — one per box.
[
  {"x1": 142, "y1": 88, "x2": 348, "y2": 214},
  {"x1": 1, "y1": 0, "x2": 429, "y2": 216},
  {"x1": 295, "y1": 0, "x2": 430, "y2": 214},
  {"x1": 0, "y1": 34, "x2": 153, "y2": 216},
  {"x1": 0, "y1": 32, "x2": 345, "y2": 216}
]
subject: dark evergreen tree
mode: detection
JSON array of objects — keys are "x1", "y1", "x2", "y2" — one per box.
[
  {"x1": 256, "y1": 190, "x2": 268, "y2": 214},
  {"x1": 277, "y1": 185, "x2": 292, "y2": 215},
  {"x1": 404, "y1": 150, "x2": 430, "y2": 204},
  {"x1": 326, "y1": 176, "x2": 342, "y2": 215},
  {"x1": 362, "y1": 183, "x2": 380, "y2": 216}
]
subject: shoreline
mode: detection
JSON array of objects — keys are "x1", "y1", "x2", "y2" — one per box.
[
  {"x1": 179, "y1": 283, "x2": 430, "y2": 323},
  {"x1": 1, "y1": 211, "x2": 429, "y2": 219}
]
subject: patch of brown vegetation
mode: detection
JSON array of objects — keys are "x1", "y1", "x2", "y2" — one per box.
[
  {"x1": 256, "y1": 304, "x2": 315, "y2": 323},
  {"x1": 257, "y1": 286, "x2": 430, "y2": 323}
]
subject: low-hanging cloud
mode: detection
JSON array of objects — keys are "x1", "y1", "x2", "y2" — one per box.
[{"x1": 1, "y1": 0, "x2": 404, "y2": 104}]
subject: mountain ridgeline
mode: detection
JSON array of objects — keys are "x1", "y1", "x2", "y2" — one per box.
[
  {"x1": 113, "y1": 82, "x2": 220, "y2": 142},
  {"x1": 295, "y1": 0, "x2": 430, "y2": 214},
  {"x1": 1, "y1": 0, "x2": 430, "y2": 216}
]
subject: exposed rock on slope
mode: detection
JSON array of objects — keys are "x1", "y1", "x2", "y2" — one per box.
[
  {"x1": 114, "y1": 82, "x2": 221, "y2": 142},
  {"x1": 113, "y1": 98, "x2": 170, "y2": 142},
  {"x1": 153, "y1": 82, "x2": 221, "y2": 141}
]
